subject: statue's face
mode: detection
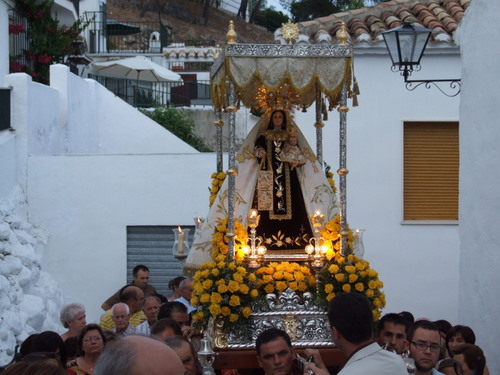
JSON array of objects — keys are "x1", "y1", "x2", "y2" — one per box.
[{"x1": 272, "y1": 111, "x2": 284, "y2": 129}]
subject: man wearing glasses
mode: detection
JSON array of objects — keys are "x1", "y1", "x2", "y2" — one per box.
[{"x1": 407, "y1": 320, "x2": 444, "y2": 375}]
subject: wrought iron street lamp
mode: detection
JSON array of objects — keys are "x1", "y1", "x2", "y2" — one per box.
[{"x1": 382, "y1": 21, "x2": 461, "y2": 97}]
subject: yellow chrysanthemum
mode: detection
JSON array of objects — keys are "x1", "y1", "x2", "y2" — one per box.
[
  {"x1": 345, "y1": 265, "x2": 356, "y2": 274},
  {"x1": 242, "y1": 307, "x2": 252, "y2": 318},
  {"x1": 228, "y1": 280, "x2": 240, "y2": 293},
  {"x1": 229, "y1": 295, "x2": 240, "y2": 307},
  {"x1": 324, "y1": 284, "x2": 334, "y2": 294},
  {"x1": 248, "y1": 273, "x2": 257, "y2": 282},
  {"x1": 264, "y1": 284, "x2": 274, "y2": 294},
  {"x1": 250, "y1": 289, "x2": 259, "y2": 298},
  {"x1": 368, "y1": 280, "x2": 377, "y2": 289},
  {"x1": 276, "y1": 281, "x2": 288, "y2": 292},
  {"x1": 328, "y1": 264, "x2": 340, "y2": 274},
  {"x1": 355, "y1": 282, "x2": 364, "y2": 292},
  {"x1": 217, "y1": 284, "x2": 228, "y2": 293},
  {"x1": 342, "y1": 284, "x2": 351, "y2": 292},
  {"x1": 221, "y1": 306, "x2": 231, "y2": 316},
  {"x1": 210, "y1": 293, "x2": 223, "y2": 304},
  {"x1": 200, "y1": 293, "x2": 210, "y2": 303},
  {"x1": 288, "y1": 281, "x2": 298, "y2": 291},
  {"x1": 202, "y1": 279, "x2": 213, "y2": 289},
  {"x1": 349, "y1": 274, "x2": 358, "y2": 283},
  {"x1": 233, "y1": 273, "x2": 244, "y2": 283},
  {"x1": 229, "y1": 314, "x2": 238, "y2": 322},
  {"x1": 211, "y1": 268, "x2": 220, "y2": 277},
  {"x1": 335, "y1": 273, "x2": 345, "y2": 282},
  {"x1": 326, "y1": 293, "x2": 335, "y2": 301},
  {"x1": 239, "y1": 284, "x2": 250, "y2": 294},
  {"x1": 366, "y1": 289, "x2": 374, "y2": 298},
  {"x1": 191, "y1": 296, "x2": 199, "y2": 305},
  {"x1": 209, "y1": 303, "x2": 221, "y2": 316}
]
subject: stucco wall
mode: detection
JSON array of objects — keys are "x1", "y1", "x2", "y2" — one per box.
[
  {"x1": 458, "y1": 0, "x2": 500, "y2": 373},
  {"x1": 293, "y1": 49, "x2": 461, "y2": 322}
]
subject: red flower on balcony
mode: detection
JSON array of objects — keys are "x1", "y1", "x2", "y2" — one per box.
[
  {"x1": 9, "y1": 61, "x2": 24, "y2": 73},
  {"x1": 9, "y1": 24, "x2": 26, "y2": 34},
  {"x1": 37, "y1": 54, "x2": 52, "y2": 64}
]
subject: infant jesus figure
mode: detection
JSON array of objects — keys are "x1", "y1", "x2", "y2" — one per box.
[{"x1": 279, "y1": 130, "x2": 306, "y2": 170}]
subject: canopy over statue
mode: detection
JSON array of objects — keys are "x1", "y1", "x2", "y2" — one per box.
[{"x1": 185, "y1": 25, "x2": 356, "y2": 273}]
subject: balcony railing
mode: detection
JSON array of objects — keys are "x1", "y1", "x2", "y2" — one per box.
[
  {"x1": 84, "y1": 12, "x2": 217, "y2": 55},
  {"x1": 88, "y1": 75, "x2": 212, "y2": 108}
]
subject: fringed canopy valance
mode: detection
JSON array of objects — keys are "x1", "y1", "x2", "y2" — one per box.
[{"x1": 210, "y1": 43, "x2": 354, "y2": 111}]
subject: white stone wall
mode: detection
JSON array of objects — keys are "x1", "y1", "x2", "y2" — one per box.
[{"x1": 457, "y1": 0, "x2": 500, "y2": 373}]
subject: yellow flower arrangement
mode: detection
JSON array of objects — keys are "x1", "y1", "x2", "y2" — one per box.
[
  {"x1": 191, "y1": 253, "x2": 260, "y2": 331},
  {"x1": 317, "y1": 251, "x2": 386, "y2": 321},
  {"x1": 209, "y1": 171, "x2": 226, "y2": 207},
  {"x1": 320, "y1": 215, "x2": 354, "y2": 256},
  {"x1": 255, "y1": 262, "x2": 316, "y2": 296},
  {"x1": 191, "y1": 217, "x2": 255, "y2": 331}
]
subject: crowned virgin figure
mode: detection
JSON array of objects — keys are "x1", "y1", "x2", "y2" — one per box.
[{"x1": 184, "y1": 104, "x2": 339, "y2": 271}]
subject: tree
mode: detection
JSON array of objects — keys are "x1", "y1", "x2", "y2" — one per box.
[
  {"x1": 253, "y1": 8, "x2": 289, "y2": 32},
  {"x1": 286, "y1": 0, "x2": 389, "y2": 22},
  {"x1": 238, "y1": 0, "x2": 249, "y2": 19}
]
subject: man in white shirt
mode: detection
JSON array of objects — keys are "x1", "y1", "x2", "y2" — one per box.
[
  {"x1": 304, "y1": 293, "x2": 407, "y2": 375},
  {"x1": 136, "y1": 295, "x2": 161, "y2": 336},
  {"x1": 174, "y1": 278, "x2": 196, "y2": 314},
  {"x1": 110, "y1": 303, "x2": 137, "y2": 337}
]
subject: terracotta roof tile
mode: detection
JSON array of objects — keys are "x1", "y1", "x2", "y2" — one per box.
[{"x1": 289, "y1": 0, "x2": 471, "y2": 45}]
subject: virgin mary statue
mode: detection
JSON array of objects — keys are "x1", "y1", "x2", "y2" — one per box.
[{"x1": 184, "y1": 109, "x2": 338, "y2": 272}]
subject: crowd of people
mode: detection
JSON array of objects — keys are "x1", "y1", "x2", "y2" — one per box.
[{"x1": 0, "y1": 264, "x2": 489, "y2": 375}]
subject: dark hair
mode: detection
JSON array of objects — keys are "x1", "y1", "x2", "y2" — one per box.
[
  {"x1": 63, "y1": 337, "x2": 78, "y2": 361},
  {"x1": 434, "y1": 319, "x2": 452, "y2": 336},
  {"x1": 168, "y1": 276, "x2": 186, "y2": 291},
  {"x1": 30, "y1": 331, "x2": 67, "y2": 366},
  {"x1": 132, "y1": 264, "x2": 149, "y2": 276},
  {"x1": 20, "y1": 334, "x2": 39, "y2": 358},
  {"x1": 454, "y1": 344, "x2": 485, "y2": 375},
  {"x1": 438, "y1": 358, "x2": 463, "y2": 375},
  {"x1": 151, "y1": 318, "x2": 182, "y2": 337},
  {"x1": 446, "y1": 325, "x2": 476, "y2": 345},
  {"x1": 157, "y1": 301, "x2": 187, "y2": 320},
  {"x1": 165, "y1": 335, "x2": 192, "y2": 351},
  {"x1": 399, "y1": 311, "x2": 415, "y2": 327},
  {"x1": 3, "y1": 358, "x2": 66, "y2": 375},
  {"x1": 328, "y1": 293, "x2": 372, "y2": 344},
  {"x1": 407, "y1": 320, "x2": 440, "y2": 342},
  {"x1": 267, "y1": 110, "x2": 287, "y2": 130},
  {"x1": 119, "y1": 286, "x2": 140, "y2": 303},
  {"x1": 377, "y1": 313, "x2": 409, "y2": 335},
  {"x1": 77, "y1": 324, "x2": 106, "y2": 357},
  {"x1": 255, "y1": 328, "x2": 292, "y2": 355}
]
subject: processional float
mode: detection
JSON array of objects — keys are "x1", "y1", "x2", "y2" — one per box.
[{"x1": 184, "y1": 21, "x2": 384, "y2": 359}]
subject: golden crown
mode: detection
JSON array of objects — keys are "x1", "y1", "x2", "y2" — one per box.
[{"x1": 254, "y1": 84, "x2": 301, "y2": 116}]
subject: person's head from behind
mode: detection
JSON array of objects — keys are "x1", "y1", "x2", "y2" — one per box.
[
  {"x1": 446, "y1": 325, "x2": 476, "y2": 355},
  {"x1": 119, "y1": 285, "x2": 144, "y2": 314},
  {"x1": 95, "y1": 335, "x2": 184, "y2": 375},
  {"x1": 165, "y1": 335, "x2": 200, "y2": 375},
  {"x1": 111, "y1": 303, "x2": 130, "y2": 332},
  {"x1": 328, "y1": 293, "x2": 373, "y2": 349},
  {"x1": 132, "y1": 264, "x2": 150, "y2": 288},
  {"x1": 78, "y1": 324, "x2": 106, "y2": 357},
  {"x1": 30, "y1": 331, "x2": 67, "y2": 366},
  {"x1": 3, "y1": 358, "x2": 66, "y2": 375},
  {"x1": 255, "y1": 328, "x2": 295, "y2": 375},
  {"x1": 158, "y1": 301, "x2": 189, "y2": 328},
  {"x1": 59, "y1": 303, "x2": 86, "y2": 333},
  {"x1": 151, "y1": 318, "x2": 182, "y2": 341},
  {"x1": 407, "y1": 320, "x2": 442, "y2": 374},
  {"x1": 438, "y1": 358, "x2": 464, "y2": 375},
  {"x1": 453, "y1": 344, "x2": 485, "y2": 375},
  {"x1": 376, "y1": 312, "x2": 409, "y2": 354}
]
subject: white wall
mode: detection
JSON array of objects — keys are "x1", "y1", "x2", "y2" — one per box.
[
  {"x1": 457, "y1": 0, "x2": 500, "y2": 373},
  {"x1": 27, "y1": 153, "x2": 215, "y2": 324},
  {"x1": 0, "y1": 1, "x2": 10, "y2": 87},
  {"x1": 293, "y1": 47, "x2": 461, "y2": 322}
]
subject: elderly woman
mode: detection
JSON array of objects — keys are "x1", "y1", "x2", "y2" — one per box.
[
  {"x1": 60, "y1": 303, "x2": 87, "y2": 341},
  {"x1": 66, "y1": 324, "x2": 106, "y2": 375}
]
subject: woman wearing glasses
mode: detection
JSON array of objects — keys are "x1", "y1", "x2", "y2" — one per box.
[{"x1": 66, "y1": 324, "x2": 106, "y2": 375}]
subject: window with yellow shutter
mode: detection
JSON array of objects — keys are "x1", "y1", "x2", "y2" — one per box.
[{"x1": 403, "y1": 121, "x2": 459, "y2": 221}]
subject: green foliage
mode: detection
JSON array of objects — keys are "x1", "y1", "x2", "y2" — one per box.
[
  {"x1": 140, "y1": 106, "x2": 213, "y2": 152},
  {"x1": 253, "y1": 8, "x2": 289, "y2": 32},
  {"x1": 288, "y1": 0, "x2": 388, "y2": 22},
  {"x1": 11, "y1": 0, "x2": 91, "y2": 84}
]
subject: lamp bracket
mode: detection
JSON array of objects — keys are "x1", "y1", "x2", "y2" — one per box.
[{"x1": 404, "y1": 77, "x2": 461, "y2": 97}]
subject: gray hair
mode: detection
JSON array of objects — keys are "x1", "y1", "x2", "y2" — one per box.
[
  {"x1": 60, "y1": 303, "x2": 85, "y2": 328},
  {"x1": 112, "y1": 302, "x2": 130, "y2": 317},
  {"x1": 141, "y1": 295, "x2": 161, "y2": 308},
  {"x1": 95, "y1": 338, "x2": 135, "y2": 375},
  {"x1": 179, "y1": 278, "x2": 192, "y2": 291}
]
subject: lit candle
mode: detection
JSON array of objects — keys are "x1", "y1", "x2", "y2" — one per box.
[{"x1": 177, "y1": 226, "x2": 185, "y2": 253}]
